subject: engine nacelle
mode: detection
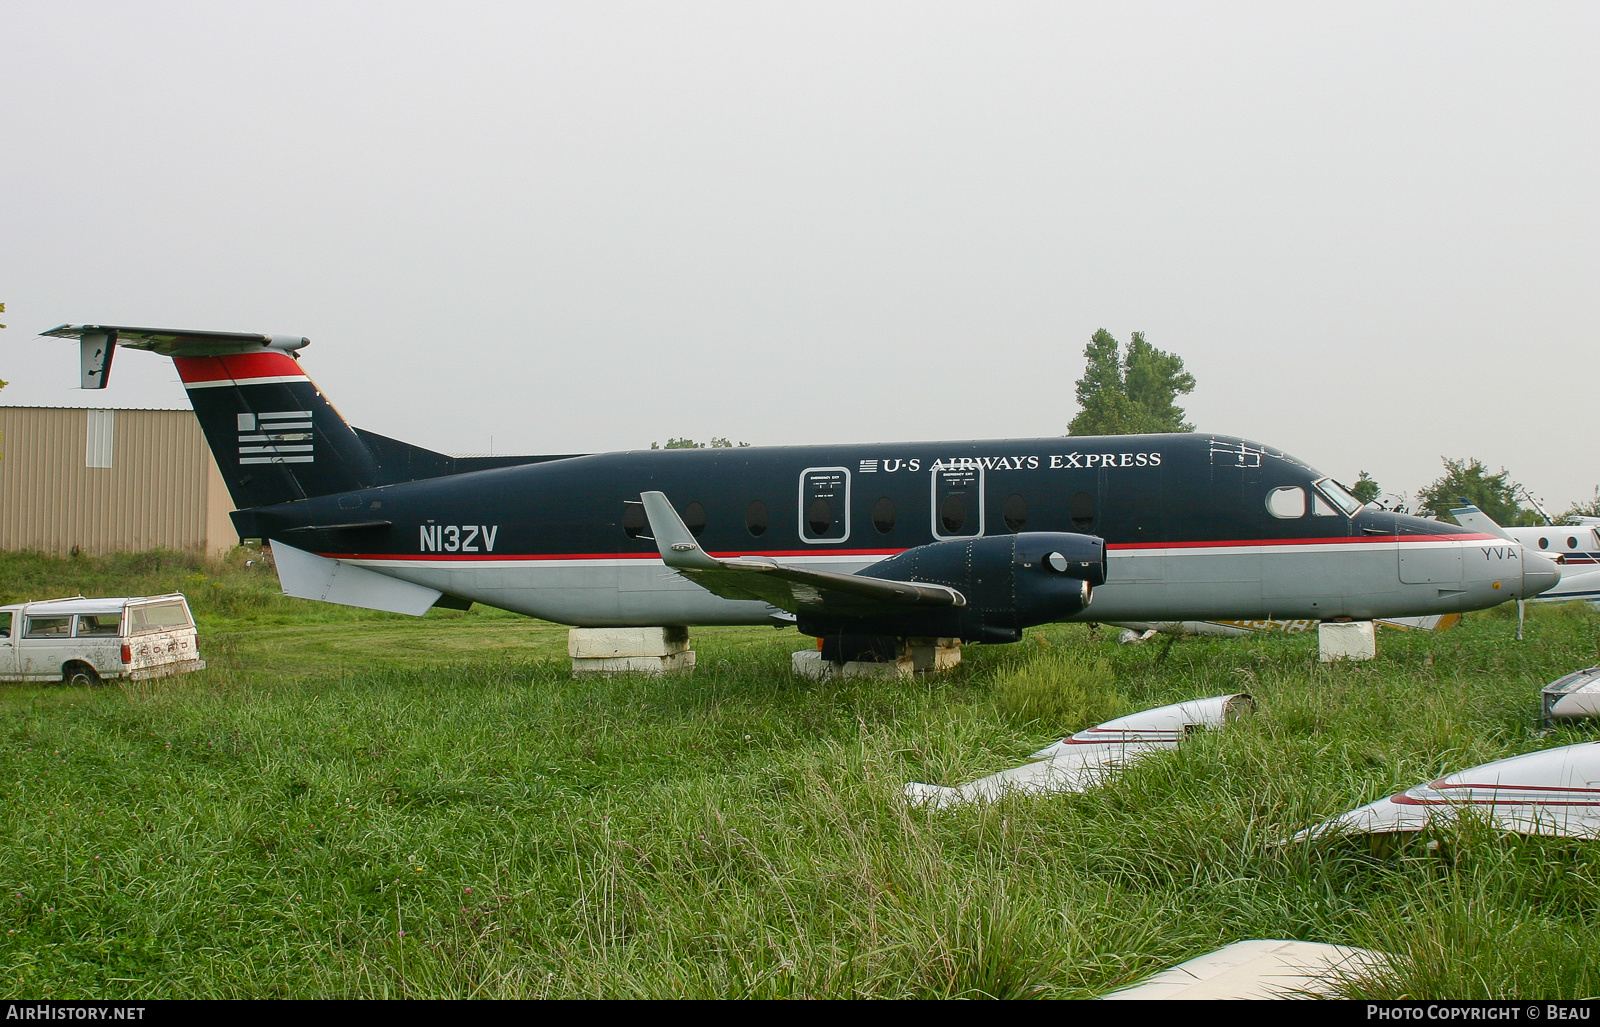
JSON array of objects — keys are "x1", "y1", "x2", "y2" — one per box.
[{"x1": 797, "y1": 531, "x2": 1106, "y2": 644}]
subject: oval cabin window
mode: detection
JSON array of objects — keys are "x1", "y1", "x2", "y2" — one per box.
[
  {"x1": 1003, "y1": 494, "x2": 1027, "y2": 532},
  {"x1": 1069, "y1": 492, "x2": 1095, "y2": 531},
  {"x1": 622, "y1": 503, "x2": 647, "y2": 539},
  {"x1": 683, "y1": 502, "x2": 707, "y2": 538},
  {"x1": 1265, "y1": 486, "x2": 1306, "y2": 519},
  {"x1": 872, "y1": 497, "x2": 896, "y2": 534},
  {"x1": 807, "y1": 497, "x2": 832, "y2": 537},
  {"x1": 1539, "y1": 537, "x2": 1549, "y2": 549},
  {"x1": 745, "y1": 500, "x2": 768, "y2": 537},
  {"x1": 939, "y1": 494, "x2": 966, "y2": 535}
]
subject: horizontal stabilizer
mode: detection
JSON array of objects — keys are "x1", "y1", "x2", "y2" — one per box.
[
  {"x1": 638, "y1": 491, "x2": 965, "y2": 616},
  {"x1": 45, "y1": 323, "x2": 309, "y2": 392},
  {"x1": 43, "y1": 324, "x2": 309, "y2": 358},
  {"x1": 272, "y1": 541, "x2": 441, "y2": 616}
]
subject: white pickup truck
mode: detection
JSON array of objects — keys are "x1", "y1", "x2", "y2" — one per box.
[{"x1": 0, "y1": 594, "x2": 206, "y2": 685}]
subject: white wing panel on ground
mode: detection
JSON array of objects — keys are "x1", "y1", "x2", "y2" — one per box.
[
  {"x1": 1292, "y1": 742, "x2": 1600, "y2": 842},
  {"x1": 1100, "y1": 939, "x2": 1393, "y2": 1000},
  {"x1": 905, "y1": 694, "x2": 1253, "y2": 809}
]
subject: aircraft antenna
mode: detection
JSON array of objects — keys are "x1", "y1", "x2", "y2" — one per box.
[{"x1": 1515, "y1": 484, "x2": 1555, "y2": 526}]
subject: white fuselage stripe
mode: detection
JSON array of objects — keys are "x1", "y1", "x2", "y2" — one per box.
[{"x1": 184, "y1": 375, "x2": 309, "y2": 389}]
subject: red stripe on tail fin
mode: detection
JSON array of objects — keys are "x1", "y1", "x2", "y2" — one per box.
[{"x1": 173, "y1": 352, "x2": 306, "y2": 385}]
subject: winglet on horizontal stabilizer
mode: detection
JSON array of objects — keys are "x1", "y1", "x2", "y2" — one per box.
[
  {"x1": 272, "y1": 541, "x2": 442, "y2": 616},
  {"x1": 42, "y1": 324, "x2": 310, "y2": 390},
  {"x1": 1448, "y1": 502, "x2": 1513, "y2": 541}
]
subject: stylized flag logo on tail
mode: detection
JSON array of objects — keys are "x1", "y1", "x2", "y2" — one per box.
[{"x1": 238, "y1": 411, "x2": 315, "y2": 465}]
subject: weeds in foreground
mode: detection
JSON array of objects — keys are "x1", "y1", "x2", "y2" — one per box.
[{"x1": 0, "y1": 551, "x2": 1597, "y2": 997}]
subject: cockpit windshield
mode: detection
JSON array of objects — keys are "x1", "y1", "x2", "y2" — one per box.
[{"x1": 1315, "y1": 478, "x2": 1365, "y2": 516}]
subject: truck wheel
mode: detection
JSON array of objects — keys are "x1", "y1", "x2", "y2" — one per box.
[{"x1": 63, "y1": 662, "x2": 100, "y2": 687}]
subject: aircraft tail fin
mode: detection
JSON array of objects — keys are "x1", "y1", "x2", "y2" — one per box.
[
  {"x1": 43, "y1": 324, "x2": 380, "y2": 509},
  {"x1": 1447, "y1": 501, "x2": 1514, "y2": 541}
]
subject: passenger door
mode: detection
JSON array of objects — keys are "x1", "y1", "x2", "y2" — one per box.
[
  {"x1": 20, "y1": 614, "x2": 73, "y2": 679},
  {"x1": 931, "y1": 463, "x2": 984, "y2": 540},
  {"x1": 798, "y1": 467, "x2": 851, "y2": 544}
]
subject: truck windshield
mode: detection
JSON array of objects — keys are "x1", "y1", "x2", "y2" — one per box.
[{"x1": 129, "y1": 602, "x2": 190, "y2": 633}]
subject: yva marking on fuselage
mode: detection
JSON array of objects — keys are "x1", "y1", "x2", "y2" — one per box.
[
  {"x1": 1479, "y1": 546, "x2": 1518, "y2": 561},
  {"x1": 419, "y1": 525, "x2": 499, "y2": 553}
]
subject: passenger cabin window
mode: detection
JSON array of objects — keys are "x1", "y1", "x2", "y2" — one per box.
[
  {"x1": 25, "y1": 616, "x2": 72, "y2": 639},
  {"x1": 939, "y1": 494, "x2": 966, "y2": 535},
  {"x1": 77, "y1": 614, "x2": 121, "y2": 637},
  {"x1": 872, "y1": 497, "x2": 895, "y2": 534},
  {"x1": 745, "y1": 500, "x2": 768, "y2": 538},
  {"x1": 622, "y1": 502, "x2": 647, "y2": 539},
  {"x1": 683, "y1": 502, "x2": 707, "y2": 538},
  {"x1": 807, "y1": 497, "x2": 833, "y2": 537},
  {"x1": 1069, "y1": 492, "x2": 1095, "y2": 531},
  {"x1": 1539, "y1": 537, "x2": 1550, "y2": 549},
  {"x1": 1002, "y1": 494, "x2": 1027, "y2": 533},
  {"x1": 1266, "y1": 486, "x2": 1306, "y2": 519},
  {"x1": 1570, "y1": 537, "x2": 1580, "y2": 550}
]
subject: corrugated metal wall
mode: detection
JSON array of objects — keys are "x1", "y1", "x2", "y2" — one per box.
[{"x1": 0, "y1": 407, "x2": 236, "y2": 556}]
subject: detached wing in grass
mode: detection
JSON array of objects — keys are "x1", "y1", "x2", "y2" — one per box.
[{"x1": 638, "y1": 491, "x2": 965, "y2": 617}]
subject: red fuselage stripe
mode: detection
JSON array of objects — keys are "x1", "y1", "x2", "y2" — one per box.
[{"x1": 173, "y1": 352, "x2": 306, "y2": 383}]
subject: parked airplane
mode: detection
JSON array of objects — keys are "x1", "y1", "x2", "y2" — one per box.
[
  {"x1": 1449, "y1": 503, "x2": 1600, "y2": 604},
  {"x1": 45, "y1": 325, "x2": 1561, "y2": 654}
]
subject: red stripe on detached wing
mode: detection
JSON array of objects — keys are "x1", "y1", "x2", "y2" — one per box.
[{"x1": 173, "y1": 352, "x2": 306, "y2": 384}]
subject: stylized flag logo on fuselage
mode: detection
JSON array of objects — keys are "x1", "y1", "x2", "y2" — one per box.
[{"x1": 237, "y1": 411, "x2": 314, "y2": 465}]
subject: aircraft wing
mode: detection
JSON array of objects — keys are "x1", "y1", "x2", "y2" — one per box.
[{"x1": 638, "y1": 491, "x2": 965, "y2": 616}]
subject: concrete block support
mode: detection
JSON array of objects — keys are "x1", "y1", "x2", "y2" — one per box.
[
  {"x1": 791, "y1": 637, "x2": 962, "y2": 680},
  {"x1": 1318, "y1": 620, "x2": 1376, "y2": 662},
  {"x1": 570, "y1": 626, "x2": 694, "y2": 674}
]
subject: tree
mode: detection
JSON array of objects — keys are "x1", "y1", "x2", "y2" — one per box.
[
  {"x1": 1350, "y1": 471, "x2": 1380, "y2": 504},
  {"x1": 1415, "y1": 457, "x2": 1530, "y2": 525},
  {"x1": 650, "y1": 437, "x2": 749, "y2": 450},
  {"x1": 1067, "y1": 329, "x2": 1195, "y2": 436}
]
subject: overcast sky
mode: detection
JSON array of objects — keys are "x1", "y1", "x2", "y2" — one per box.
[{"x1": 3, "y1": 2, "x2": 1596, "y2": 511}]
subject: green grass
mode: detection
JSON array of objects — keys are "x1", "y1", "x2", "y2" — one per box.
[{"x1": 1, "y1": 549, "x2": 1598, "y2": 997}]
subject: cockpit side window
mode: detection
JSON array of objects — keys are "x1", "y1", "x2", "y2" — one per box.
[
  {"x1": 1314, "y1": 478, "x2": 1364, "y2": 516},
  {"x1": 1266, "y1": 486, "x2": 1306, "y2": 519}
]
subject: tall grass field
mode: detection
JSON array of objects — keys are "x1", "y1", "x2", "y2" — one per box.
[{"x1": 2, "y1": 549, "x2": 1597, "y2": 998}]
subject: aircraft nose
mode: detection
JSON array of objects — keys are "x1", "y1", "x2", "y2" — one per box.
[{"x1": 1522, "y1": 552, "x2": 1562, "y2": 598}]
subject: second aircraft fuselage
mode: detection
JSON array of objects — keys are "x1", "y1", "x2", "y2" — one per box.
[{"x1": 237, "y1": 432, "x2": 1559, "y2": 628}]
